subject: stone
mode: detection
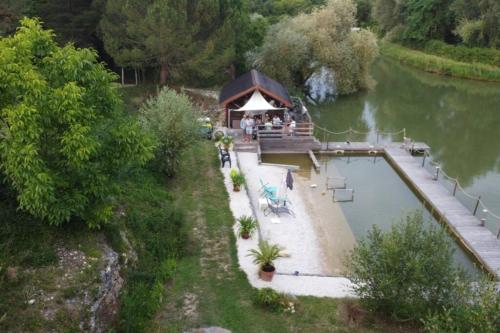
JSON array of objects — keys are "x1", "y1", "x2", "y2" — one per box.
[{"x1": 187, "y1": 327, "x2": 231, "y2": 333}]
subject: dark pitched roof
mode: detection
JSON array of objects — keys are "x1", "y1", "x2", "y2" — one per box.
[{"x1": 219, "y1": 70, "x2": 292, "y2": 107}]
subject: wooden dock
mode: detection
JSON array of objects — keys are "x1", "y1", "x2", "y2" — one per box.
[{"x1": 384, "y1": 145, "x2": 500, "y2": 280}]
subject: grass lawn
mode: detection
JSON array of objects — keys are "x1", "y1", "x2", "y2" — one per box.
[
  {"x1": 153, "y1": 141, "x2": 420, "y2": 333},
  {"x1": 381, "y1": 42, "x2": 500, "y2": 82}
]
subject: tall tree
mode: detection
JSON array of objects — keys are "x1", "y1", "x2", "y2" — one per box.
[
  {"x1": 0, "y1": 18, "x2": 154, "y2": 228},
  {"x1": 30, "y1": 0, "x2": 105, "y2": 48},
  {"x1": 100, "y1": 0, "x2": 253, "y2": 86},
  {"x1": 0, "y1": 0, "x2": 33, "y2": 36}
]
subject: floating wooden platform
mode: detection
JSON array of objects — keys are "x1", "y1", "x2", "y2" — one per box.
[{"x1": 384, "y1": 145, "x2": 500, "y2": 280}]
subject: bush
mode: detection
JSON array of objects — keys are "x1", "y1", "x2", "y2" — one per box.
[
  {"x1": 346, "y1": 210, "x2": 465, "y2": 321},
  {"x1": 423, "y1": 278, "x2": 500, "y2": 333},
  {"x1": 254, "y1": 288, "x2": 296, "y2": 313},
  {"x1": 140, "y1": 88, "x2": 200, "y2": 176},
  {"x1": 424, "y1": 40, "x2": 500, "y2": 68}
]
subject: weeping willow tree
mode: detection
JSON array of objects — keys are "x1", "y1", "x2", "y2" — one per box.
[{"x1": 250, "y1": 0, "x2": 378, "y2": 96}]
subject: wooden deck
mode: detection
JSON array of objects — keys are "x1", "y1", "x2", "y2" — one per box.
[{"x1": 384, "y1": 145, "x2": 500, "y2": 280}]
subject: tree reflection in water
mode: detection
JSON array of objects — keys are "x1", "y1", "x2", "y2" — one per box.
[{"x1": 310, "y1": 58, "x2": 500, "y2": 213}]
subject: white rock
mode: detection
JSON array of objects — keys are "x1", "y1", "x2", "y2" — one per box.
[{"x1": 28, "y1": 299, "x2": 35, "y2": 305}]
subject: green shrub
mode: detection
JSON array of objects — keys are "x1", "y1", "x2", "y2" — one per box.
[
  {"x1": 423, "y1": 278, "x2": 500, "y2": 333},
  {"x1": 140, "y1": 87, "x2": 200, "y2": 177},
  {"x1": 254, "y1": 288, "x2": 296, "y2": 313},
  {"x1": 346, "y1": 210, "x2": 466, "y2": 322},
  {"x1": 424, "y1": 40, "x2": 500, "y2": 68}
]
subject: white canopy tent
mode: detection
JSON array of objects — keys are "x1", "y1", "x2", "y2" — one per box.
[
  {"x1": 228, "y1": 90, "x2": 286, "y2": 127},
  {"x1": 235, "y1": 90, "x2": 284, "y2": 112}
]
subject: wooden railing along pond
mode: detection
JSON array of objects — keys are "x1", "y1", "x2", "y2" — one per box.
[{"x1": 256, "y1": 123, "x2": 315, "y2": 139}]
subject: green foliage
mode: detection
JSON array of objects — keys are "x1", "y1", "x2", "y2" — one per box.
[
  {"x1": 424, "y1": 40, "x2": 500, "y2": 67},
  {"x1": 452, "y1": 0, "x2": 500, "y2": 48},
  {"x1": 220, "y1": 135, "x2": 233, "y2": 147},
  {"x1": 249, "y1": 0, "x2": 325, "y2": 22},
  {"x1": 251, "y1": 0, "x2": 378, "y2": 95},
  {"x1": 354, "y1": 0, "x2": 374, "y2": 27},
  {"x1": 237, "y1": 215, "x2": 257, "y2": 238},
  {"x1": 423, "y1": 277, "x2": 500, "y2": 333},
  {"x1": 254, "y1": 288, "x2": 297, "y2": 313},
  {"x1": 347, "y1": 210, "x2": 466, "y2": 321},
  {"x1": 403, "y1": 0, "x2": 455, "y2": 44},
  {"x1": 30, "y1": 0, "x2": 105, "y2": 47},
  {"x1": 0, "y1": 18, "x2": 154, "y2": 228},
  {"x1": 229, "y1": 169, "x2": 246, "y2": 187},
  {"x1": 381, "y1": 42, "x2": 500, "y2": 81},
  {"x1": 373, "y1": 0, "x2": 455, "y2": 44},
  {"x1": 116, "y1": 169, "x2": 186, "y2": 332},
  {"x1": 139, "y1": 87, "x2": 200, "y2": 176},
  {"x1": 0, "y1": 0, "x2": 31, "y2": 36},
  {"x1": 100, "y1": 0, "x2": 253, "y2": 85},
  {"x1": 248, "y1": 240, "x2": 285, "y2": 269}
]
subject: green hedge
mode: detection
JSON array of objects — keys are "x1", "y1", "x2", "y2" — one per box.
[
  {"x1": 381, "y1": 43, "x2": 500, "y2": 82},
  {"x1": 424, "y1": 40, "x2": 500, "y2": 68}
]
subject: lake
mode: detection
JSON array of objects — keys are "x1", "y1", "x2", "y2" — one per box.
[{"x1": 310, "y1": 58, "x2": 500, "y2": 234}]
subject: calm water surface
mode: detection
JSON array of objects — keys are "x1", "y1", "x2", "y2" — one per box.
[
  {"x1": 262, "y1": 154, "x2": 481, "y2": 275},
  {"x1": 310, "y1": 59, "x2": 500, "y2": 232}
]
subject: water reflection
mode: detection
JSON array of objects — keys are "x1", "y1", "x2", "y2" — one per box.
[{"x1": 310, "y1": 58, "x2": 500, "y2": 219}]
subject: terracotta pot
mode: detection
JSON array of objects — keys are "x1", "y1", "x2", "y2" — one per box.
[
  {"x1": 233, "y1": 185, "x2": 240, "y2": 192},
  {"x1": 259, "y1": 265, "x2": 275, "y2": 282},
  {"x1": 241, "y1": 232, "x2": 250, "y2": 239}
]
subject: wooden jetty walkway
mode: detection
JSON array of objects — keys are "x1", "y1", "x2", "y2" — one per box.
[{"x1": 384, "y1": 145, "x2": 500, "y2": 280}]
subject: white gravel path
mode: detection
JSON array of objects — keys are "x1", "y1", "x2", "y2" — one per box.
[{"x1": 220, "y1": 150, "x2": 356, "y2": 298}]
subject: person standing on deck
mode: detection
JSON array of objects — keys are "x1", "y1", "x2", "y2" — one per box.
[
  {"x1": 245, "y1": 115, "x2": 254, "y2": 142},
  {"x1": 240, "y1": 114, "x2": 247, "y2": 142}
]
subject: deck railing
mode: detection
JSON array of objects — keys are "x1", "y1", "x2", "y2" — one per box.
[
  {"x1": 421, "y1": 153, "x2": 500, "y2": 238},
  {"x1": 256, "y1": 123, "x2": 314, "y2": 139}
]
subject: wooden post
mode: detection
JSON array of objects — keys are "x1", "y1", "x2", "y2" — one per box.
[
  {"x1": 453, "y1": 180, "x2": 458, "y2": 196},
  {"x1": 473, "y1": 196, "x2": 481, "y2": 216},
  {"x1": 376, "y1": 130, "x2": 379, "y2": 144},
  {"x1": 134, "y1": 68, "x2": 138, "y2": 85},
  {"x1": 434, "y1": 166, "x2": 440, "y2": 180},
  {"x1": 121, "y1": 67, "x2": 125, "y2": 85}
]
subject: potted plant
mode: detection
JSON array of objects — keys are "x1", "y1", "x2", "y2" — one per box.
[
  {"x1": 237, "y1": 215, "x2": 257, "y2": 239},
  {"x1": 220, "y1": 135, "x2": 233, "y2": 150},
  {"x1": 230, "y1": 169, "x2": 245, "y2": 192},
  {"x1": 248, "y1": 241, "x2": 285, "y2": 282}
]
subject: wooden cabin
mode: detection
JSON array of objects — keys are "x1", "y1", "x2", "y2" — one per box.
[
  {"x1": 219, "y1": 70, "x2": 294, "y2": 128},
  {"x1": 219, "y1": 70, "x2": 319, "y2": 152}
]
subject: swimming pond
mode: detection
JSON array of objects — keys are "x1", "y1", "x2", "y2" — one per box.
[{"x1": 261, "y1": 153, "x2": 482, "y2": 276}]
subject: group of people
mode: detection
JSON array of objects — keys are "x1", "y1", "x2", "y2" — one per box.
[{"x1": 240, "y1": 113, "x2": 297, "y2": 142}]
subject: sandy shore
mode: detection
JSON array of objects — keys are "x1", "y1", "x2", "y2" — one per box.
[
  {"x1": 238, "y1": 152, "x2": 356, "y2": 276},
  {"x1": 295, "y1": 168, "x2": 357, "y2": 275}
]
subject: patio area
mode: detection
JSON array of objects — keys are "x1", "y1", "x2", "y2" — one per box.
[{"x1": 220, "y1": 149, "x2": 356, "y2": 297}]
